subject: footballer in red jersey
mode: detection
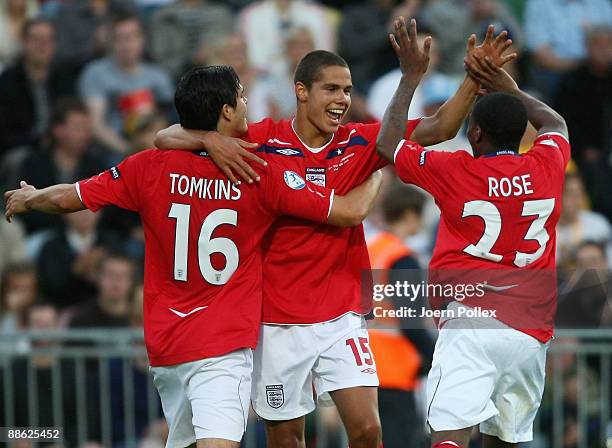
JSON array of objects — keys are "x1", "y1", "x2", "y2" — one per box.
[
  {"x1": 3, "y1": 66, "x2": 384, "y2": 448},
  {"x1": 154, "y1": 19, "x2": 516, "y2": 448},
  {"x1": 376, "y1": 19, "x2": 569, "y2": 448}
]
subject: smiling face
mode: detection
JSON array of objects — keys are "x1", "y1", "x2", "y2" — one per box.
[{"x1": 296, "y1": 65, "x2": 352, "y2": 137}]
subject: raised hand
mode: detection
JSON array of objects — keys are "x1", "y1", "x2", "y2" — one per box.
[
  {"x1": 465, "y1": 25, "x2": 517, "y2": 69},
  {"x1": 4, "y1": 181, "x2": 36, "y2": 222},
  {"x1": 464, "y1": 55, "x2": 519, "y2": 94},
  {"x1": 389, "y1": 17, "x2": 431, "y2": 88}
]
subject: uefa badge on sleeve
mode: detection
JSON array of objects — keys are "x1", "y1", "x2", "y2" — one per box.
[{"x1": 266, "y1": 384, "x2": 284, "y2": 408}]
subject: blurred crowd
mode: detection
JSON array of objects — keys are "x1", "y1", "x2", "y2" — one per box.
[{"x1": 0, "y1": 0, "x2": 610, "y2": 447}]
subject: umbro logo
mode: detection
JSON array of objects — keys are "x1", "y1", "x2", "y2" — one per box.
[{"x1": 276, "y1": 148, "x2": 301, "y2": 156}]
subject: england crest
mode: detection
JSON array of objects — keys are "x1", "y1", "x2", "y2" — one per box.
[
  {"x1": 266, "y1": 384, "x2": 284, "y2": 408},
  {"x1": 305, "y1": 167, "x2": 326, "y2": 187}
]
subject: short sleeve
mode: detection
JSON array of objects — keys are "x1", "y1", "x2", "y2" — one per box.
[
  {"x1": 262, "y1": 165, "x2": 333, "y2": 223},
  {"x1": 393, "y1": 139, "x2": 454, "y2": 196},
  {"x1": 527, "y1": 132, "x2": 571, "y2": 171},
  {"x1": 77, "y1": 151, "x2": 148, "y2": 212}
]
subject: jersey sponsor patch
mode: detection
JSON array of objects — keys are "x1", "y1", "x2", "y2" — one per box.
[
  {"x1": 284, "y1": 171, "x2": 306, "y2": 190},
  {"x1": 305, "y1": 167, "x2": 326, "y2": 187},
  {"x1": 110, "y1": 166, "x2": 121, "y2": 179},
  {"x1": 266, "y1": 384, "x2": 284, "y2": 408},
  {"x1": 419, "y1": 150, "x2": 430, "y2": 166}
]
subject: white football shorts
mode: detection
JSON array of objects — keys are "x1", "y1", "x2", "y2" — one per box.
[
  {"x1": 252, "y1": 313, "x2": 379, "y2": 420},
  {"x1": 426, "y1": 303, "x2": 548, "y2": 443},
  {"x1": 150, "y1": 348, "x2": 252, "y2": 447}
]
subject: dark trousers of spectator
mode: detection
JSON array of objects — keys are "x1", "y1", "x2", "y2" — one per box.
[{"x1": 379, "y1": 388, "x2": 425, "y2": 448}]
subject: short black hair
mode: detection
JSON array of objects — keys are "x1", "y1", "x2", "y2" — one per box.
[
  {"x1": 110, "y1": 10, "x2": 142, "y2": 32},
  {"x1": 382, "y1": 184, "x2": 425, "y2": 224},
  {"x1": 50, "y1": 98, "x2": 88, "y2": 127},
  {"x1": 294, "y1": 50, "x2": 349, "y2": 88},
  {"x1": 175, "y1": 65, "x2": 240, "y2": 131},
  {"x1": 472, "y1": 92, "x2": 528, "y2": 151},
  {"x1": 21, "y1": 18, "x2": 54, "y2": 40},
  {"x1": 576, "y1": 240, "x2": 607, "y2": 259}
]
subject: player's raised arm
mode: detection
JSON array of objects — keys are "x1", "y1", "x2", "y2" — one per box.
[
  {"x1": 465, "y1": 56, "x2": 567, "y2": 138},
  {"x1": 328, "y1": 170, "x2": 383, "y2": 227},
  {"x1": 411, "y1": 25, "x2": 517, "y2": 146},
  {"x1": 376, "y1": 17, "x2": 431, "y2": 164},
  {"x1": 155, "y1": 124, "x2": 265, "y2": 185},
  {"x1": 4, "y1": 182, "x2": 84, "y2": 222}
]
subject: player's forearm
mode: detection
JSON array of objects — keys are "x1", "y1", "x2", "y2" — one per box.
[
  {"x1": 412, "y1": 75, "x2": 478, "y2": 146},
  {"x1": 26, "y1": 184, "x2": 85, "y2": 214},
  {"x1": 377, "y1": 76, "x2": 419, "y2": 164},
  {"x1": 329, "y1": 171, "x2": 383, "y2": 227},
  {"x1": 154, "y1": 124, "x2": 209, "y2": 151},
  {"x1": 509, "y1": 88, "x2": 568, "y2": 136}
]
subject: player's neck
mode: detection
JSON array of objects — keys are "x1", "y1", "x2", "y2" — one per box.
[{"x1": 292, "y1": 116, "x2": 333, "y2": 149}]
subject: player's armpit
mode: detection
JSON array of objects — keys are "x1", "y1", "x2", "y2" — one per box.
[{"x1": 328, "y1": 171, "x2": 383, "y2": 227}]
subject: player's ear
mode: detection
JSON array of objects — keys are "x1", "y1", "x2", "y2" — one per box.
[
  {"x1": 221, "y1": 104, "x2": 234, "y2": 122},
  {"x1": 295, "y1": 82, "x2": 308, "y2": 103}
]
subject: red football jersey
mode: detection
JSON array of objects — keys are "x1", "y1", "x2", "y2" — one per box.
[
  {"x1": 242, "y1": 118, "x2": 421, "y2": 324},
  {"x1": 76, "y1": 149, "x2": 333, "y2": 366},
  {"x1": 394, "y1": 132, "x2": 571, "y2": 342}
]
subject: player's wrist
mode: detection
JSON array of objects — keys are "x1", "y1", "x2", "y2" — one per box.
[{"x1": 400, "y1": 73, "x2": 421, "y2": 90}]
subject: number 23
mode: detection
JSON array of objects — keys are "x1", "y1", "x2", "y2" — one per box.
[{"x1": 462, "y1": 198, "x2": 555, "y2": 267}]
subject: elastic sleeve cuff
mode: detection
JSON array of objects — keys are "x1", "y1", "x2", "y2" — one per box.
[
  {"x1": 75, "y1": 182, "x2": 85, "y2": 206},
  {"x1": 393, "y1": 139, "x2": 406, "y2": 164},
  {"x1": 327, "y1": 189, "x2": 335, "y2": 219}
]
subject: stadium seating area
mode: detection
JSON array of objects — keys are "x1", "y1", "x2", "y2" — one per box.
[{"x1": 0, "y1": 1, "x2": 611, "y2": 447}]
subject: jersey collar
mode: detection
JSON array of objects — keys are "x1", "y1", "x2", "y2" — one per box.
[
  {"x1": 483, "y1": 149, "x2": 521, "y2": 158},
  {"x1": 291, "y1": 118, "x2": 335, "y2": 154}
]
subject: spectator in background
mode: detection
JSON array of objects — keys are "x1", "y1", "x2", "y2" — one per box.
[
  {"x1": 248, "y1": 26, "x2": 315, "y2": 121},
  {"x1": 0, "y1": 220, "x2": 28, "y2": 287},
  {"x1": 37, "y1": 209, "x2": 116, "y2": 311},
  {"x1": 421, "y1": 0, "x2": 520, "y2": 77},
  {"x1": 110, "y1": 284, "x2": 162, "y2": 444},
  {"x1": 52, "y1": 0, "x2": 136, "y2": 74},
  {"x1": 0, "y1": 262, "x2": 37, "y2": 332},
  {"x1": 0, "y1": 263, "x2": 38, "y2": 355},
  {"x1": 524, "y1": 0, "x2": 612, "y2": 99},
  {"x1": 0, "y1": 19, "x2": 75, "y2": 156},
  {"x1": 68, "y1": 252, "x2": 135, "y2": 328},
  {"x1": 367, "y1": 183, "x2": 434, "y2": 448},
  {"x1": 238, "y1": 0, "x2": 335, "y2": 76},
  {"x1": 150, "y1": 0, "x2": 233, "y2": 80},
  {"x1": 557, "y1": 241, "x2": 611, "y2": 329},
  {"x1": 11, "y1": 302, "x2": 75, "y2": 428},
  {"x1": 0, "y1": 0, "x2": 38, "y2": 69},
  {"x1": 339, "y1": 0, "x2": 421, "y2": 93},
  {"x1": 368, "y1": 27, "x2": 457, "y2": 121},
  {"x1": 557, "y1": 173, "x2": 612, "y2": 269},
  {"x1": 554, "y1": 26, "x2": 612, "y2": 220},
  {"x1": 207, "y1": 33, "x2": 263, "y2": 95},
  {"x1": 18, "y1": 99, "x2": 108, "y2": 234},
  {"x1": 78, "y1": 12, "x2": 174, "y2": 156}
]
